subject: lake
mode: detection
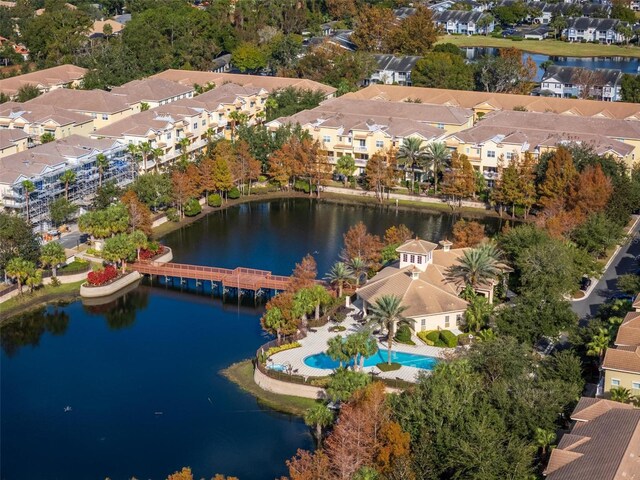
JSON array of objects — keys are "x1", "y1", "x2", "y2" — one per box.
[
  {"x1": 0, "y1": 198, "x2": 504, "y2": 480},
  {"x1": 462, "y1": 47, "x2": 640, "y2": 81}
]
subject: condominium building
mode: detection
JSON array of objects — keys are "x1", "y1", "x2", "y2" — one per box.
[
  {"x1": 0, "y1": 135, "x2": 133, "y2": 225},
  {"x1": 0, "y1": 129, "x2": 30, "y2": 158},
  {"x1": 433, "y1": 10, "x2": 495, "y2": 35},
  {"x1": 0, "y1": 65, "x2": 87, "y2": 99},
  {"x1": 0, "y1": 102, "x2": 94, "y2": 141},
  {"x1": 563, "y1": 17, "x2": 630, "y2": 44},
  {"x1": 110, "y1": 78, "x2": 195, "y2": 109},
  {"x1": 266, "y1": 98, "x2": 472, "y2": 173},
  {"x1": 541, "y1": 66, "x2": 623, "y2": 102}
]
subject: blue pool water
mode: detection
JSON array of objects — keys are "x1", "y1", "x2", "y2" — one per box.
[{"x1": 304, "y1": 351, "x2": 439, "y2": 370}]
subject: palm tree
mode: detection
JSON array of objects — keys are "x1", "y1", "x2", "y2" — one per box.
[
  {"x1": 463, "y1": 293, "x2": 493, "y2": 333},
  {"x1": 304, "y1": 404, "x2": 334, "y2": 446},
  {"x1": 40, "y1": 241, "x2": 66, "y2": 278},
  {"x1": 59, "y1": 170, "x2": 76, "y2": 201},
  {"x1": 477, "y1": 328, "x2": 496, "y2": 342},
  {"x1": 127, "y1": 143, "x2": 139, "y2": 175},
  {"x1": 349, "y1": 257, "x2": 368, "y2": 288},
  {"x1": 356, "y1": 331, "x2": 378, "y2": 370},
  {"x1": 6, "y1": 257, "x2": 33, "y2": 294},
  {"x1": 397, "y1": 137, "x2": 427, "y2": 195},
  {"x1": 324, "y1": 262, "x2": 354, "y2": 297},
  {"x1": 534, "y1": 428, "x2": 555, "y2": 457},
  {"x1": 96, "y1": 153, "x2": 109, "y2": 188},
  {"x1": 446, "y1": 243, "x2": 503, "y2": 289},
  {"x1": 366, "y1": 295, "x2": 409, "y2": 365},
  {"x1": 151, "y1": 147, "x2": 164, "y2": 172},
  {"x1": 228, "y1": 110, "x2": 248, "y2": 140},
  {"x1": 177, "y1": 138, "x2": 191, "y2": 170},
  {"x1": 138, "y1": 141, "x2": 152, "y2": 172},
  {"x1": 21, "y1": 179, "x2": 35, "y2": 221},
  {"x1": 425, "y1": 142, "x2": 450, "y2": 194},
  {"x1": 610, "y1": 387, "x2": 632, "y2": 404},
  {"x1": 586, "y1": 327, "x2": 611, "y2": 366}
]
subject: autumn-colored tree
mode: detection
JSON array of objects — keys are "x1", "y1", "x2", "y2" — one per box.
[
  {"x1": 303, "y1": 143, "x2": 332, "y2": 198},
  {"x1": 199, "y1": 155, "x2": 217, "y2": 198},
  {"x1": 269, "y1": 138, "x2": 303, "y2": 189},
  {"x1": 364, "y1": 150, "x2": 397, "y2": 202},
  {"x1": 384, "y1": 224, "x2": 414, "y2": 246},
  {"x1": 452, "y1": 219, "x2": 486, "y2": 248},
  {"x1": 286, "y1": 449, "x2": 332, "y2": 480},
  {"x1": 232, "y1": 140, "x2": 262, "y2": 195},
  {"x1": 492, "y1": 155, "x2": 523, "y2": 218},
  {"x1": 538, "y1": 147, "x2": 577, "y2": 210},
  {"x1": 121, "y1": 190, "x2": 152, "y2": 236},
  {"x1": 212, "y1": 154, "x2": 234, "y2": 199},
  {"x1": 261, "y1": 291, "x2": 300, "y2": 341},
  {"x1": 171, "y1": 170, "x2": 195, "y2": 218},
  {"x1": 387, "y1": 6, "x2": 441, "y2": 55},
  {"x1": 342, "y1": 222, "x2": 383, "y2": 268},
  {"x1": 517, "y1": 151, "x2": 537, "y2": 218},
  {"x1": 351, "y1": 5, "x2": 396, "y2": 52},
  {"x1": 185, "y1": 163, "x2": 202, "y2": 198},
  {"x1": 326, "y1": 0, "x2": 357, "y2": 19},
  {"x1": 166, "y1": 467, "x2": 193, "y2": 480},
  {"x1": 441, "y1": 152, "x2": 475, "y2": 208},
  {"x1": 288, "y1": 254, "x2": 318, "y2": 291},
  {"x1": 568, "y1": 164, "x2": 612, "y2": 219}
]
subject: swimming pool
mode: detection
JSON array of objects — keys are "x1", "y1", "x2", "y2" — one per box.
[{"x1": 304, "y1": 351, "x2": 438, "y2": 370}]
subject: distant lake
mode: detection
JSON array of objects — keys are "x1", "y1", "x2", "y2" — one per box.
[
  {"x1": 462, "y1": 47, "x2": 640, "y2": 81},
  {"x1": 0, "y1": 199, "x2": 505, "y2": 480}
]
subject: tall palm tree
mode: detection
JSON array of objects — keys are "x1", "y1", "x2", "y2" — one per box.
[
  {"x1": 59, "y1": 170, "x2": 76, "y2": 201},
  {"x1": 397, "y1": 137, "x2": 427, "y2": 195},
  {"x1": 610, "y1": 387, "x2": 632, "y2": 404},
  {"x1": 21, "y1": 179, "x2": 35, "y2": 221},
  {"x1": 96, "y1": 153, "x2": 108, "y2": 188},
  {"x1": 138, "y1": 141, "x2": 152, "y2": 172},
  {"x1": 464, "y1": 293, "x2": 493, "y2": 333},
  {"x1": 587, "y1": 327, "x2": 611, "y2": 366},
  {"x1": 324, "y1": 262, "x2": 354, "y2": 297},
  {"x1": 6, "y1": 257, "x2": 32, "y2": 294},
  {"x1": 446, "y1": 243, "x2": 503, "y2": 288},
  {"x1": 366, "y1": 295, "x2": 409, "y2": 365},
  {"x1": 304, "y1": 404, "x2": 334, "y2": 447},
  {"x1": 126, "y1": 143, "x2": 139, "y2": 175},
  {"x1": 349, "y1": 257, "x2": 368, "y2": 288},
  {"x1": 425, "y1": 142, "x2": 451, "y2": 194}
]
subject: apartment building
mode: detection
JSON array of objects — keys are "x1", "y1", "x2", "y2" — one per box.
[
  {"x1": 563, "y1": 17, "x2": 630, "y2": 43},
  {"x1": 344, "y1": 84, "x2": 640, "y2": 121},
  {"x1": 0, "y1": 102, "x2": 94, "y2": 141},
  {"x1": 365, "y1": 54, "x2": 421, "y2": 86},
  {"x1": 0, "y1": 128, "x2": 30, "y2": 158},
  {"x1": 110, "y1": 78, "x2": 195, "y2": 109},
  {"x1": 0, "y1": 135, "x2": 133, "y2": 225},
  {"x1": 541, "y1": 66, "x2": 624, "y2": 101},
  {"x1": 0, "y1": 65, "x2": 87, "y2": 99},
  {"x1": 602, "y1": 297, "x2": 640, "y2": 397},
  {"x1": 151, "y1": 69, "x2": 337, "y2": 99},
  {"x1": 25, "y1": 88, "x2": 139, "y2": 129},
  {"x1": 544, "y1": 397, "x2": 640, "y2": 480},
  {"x1": 266, "y1": 98, "x2": 472, "y2": 173},
  {"x1": 92, "y1": 83, "x2": 269, "y2": 171},
  {"x1": 433, "y1": 10, "x2": 495, "y2": 35}
]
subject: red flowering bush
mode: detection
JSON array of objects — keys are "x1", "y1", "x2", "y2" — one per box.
[
  {"x1": 138, "y1": 244, "x2": 166, "y2": 261},
  {"x1": 86, "y1": 265, "x2": 118, "y2": 286}
]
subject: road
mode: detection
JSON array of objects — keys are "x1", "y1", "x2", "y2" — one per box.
[
  {"x1": 572, "y1": 218, "x2": 640, "y2": 320},
  {"x1": 58, "y1": 230, "x2": 88, "y2": 250}
]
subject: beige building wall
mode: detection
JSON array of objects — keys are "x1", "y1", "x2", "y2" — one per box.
[
  {"x1": 411, "y1": 311, "x2": 465, "y2": 332},
  {"x1": 88, "y1": 107, "x2": 140, "y2": 130},
  {"x1": 604, "y1": 369, "x2": 640, "y2": 396},
  {"x1": 0, "y1": 137, "x2": 29, "y2": 158}
]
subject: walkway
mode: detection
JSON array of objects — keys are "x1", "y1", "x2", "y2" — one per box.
[
  {"x1": 131, "y1": 262, "x2": 292, "y2": 291},
  {"x1": 267, "y1": 306, "x2": 452, "y2": 383}
]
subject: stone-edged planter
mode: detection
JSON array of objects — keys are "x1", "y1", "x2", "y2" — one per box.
[
  {"x1": 152, "y1": 246, "x2": 173, "y2": 264},
  {"x1": 80, "y1": 271, "x2": 142, "y2": 298}
]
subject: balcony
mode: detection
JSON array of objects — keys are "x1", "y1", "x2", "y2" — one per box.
[{"x1": 355, "y1": 146, "x2": 368, "y2": 153}]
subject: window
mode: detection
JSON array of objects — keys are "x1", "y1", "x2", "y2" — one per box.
[
  {"x1": 410, "y1": 254, "x2": 415, "y2": 263},
  {"x1": 456, "y1": 314, "x2": 461, "y2": 326},
  {"x1": 166, "y1": 132, "x2": 172, "y2": 140},
  {"x1": 402, "y1": 253, "x2": 408, "y2": 262},
  {"x1": 375, "y1": 140, "x2": 384, "y2": 148},
  {"x1": 323, "y1": 135, "x2": 331, "y2": 143},
  {"x1": 633, "y1": 381, "x2": 640, "y2": 390},
  {"x1": 102, "y1": 114, "x2": 108, "y2": 121},
  {"x1": 417, "y1": 255, "x2": 422, "y2": 264},
  {"x1": 201, "y1": 120, "x2": 206, "y2": 127},
  {"x1": 358, "y1": 139, "x2": 366, "y2": 147},
  {"x1": 437, "y1": 123, "x2": 444, "y2": 129},
  {"x1": 487, "y1": 150, "x2": 496, "y2": 158},
  {"x1": 506, "y1": 152, "x2": 512, "y2": 160},
  {"x1": 445, "y1": 316, "x2": 450, "y2": 328},
  {"x1": 421, "y1": 319, "x2": 425, "y2": 328},
  {"x1": 193, "y1": 123, "x2": 198, "y2": 130},
  {"x1": 611, "y1": 378, "x2": 621, "y2": 387}
]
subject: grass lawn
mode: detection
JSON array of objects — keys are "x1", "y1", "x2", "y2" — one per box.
[
  {"x1": 437, "y1": 35, "x2": 640, "y2": 58},
  {"x1": 221, "y1": 360, "x2": 320, "y2": 417},
  {"x1": 0, "y1": 280, "x2": 84, "y2": 321}
]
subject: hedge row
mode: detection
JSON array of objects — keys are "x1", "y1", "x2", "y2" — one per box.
[{"x1": 417, "y1": 329, "x2": 458, "y2": 348}]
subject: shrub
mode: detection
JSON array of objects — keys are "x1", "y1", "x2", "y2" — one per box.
[
  {"x1": 208, "y1": 194, "x2": 222, "y2": 207},
  {"x1": 166, "y1": 208, "x2": 179, "y2": 222},
  {"x1": 264, "y1": 341, "x2": 301, "y2": 359},
  {"x1": 257, "y1": 175, "x2": 267, "y2": 183},
  {"x1": 184, "y1": 198, "x2": 202, "y2": 217},
  {"x1": 395, "y1": 324, "x2": 412, "y2": 342},
  {"x1": 426, "y1": 330, "x2": 440, "y2": 343},
  {"x1": 457, "y1": 333, "x2": 473, "y2": 346},
  {"x1": 294, "y1": 179, "x2": 311, "y2": 193},
  {"x1": 377, "y1": 362, "x2": 401, "y2": 372},
  {"x1": 250, "y1": 187, "x2": 269, "y2": 195},
  {"x1": 329, "y1": 325, "x2": 347, "y2": 332},
  {"x1": 440, "y1": 330, "x2": 458, "y2": 348},
  {"x1": 417, "y1": 331, "x2": 434, "y2": 345},
  {"x1": 86, "y1": 265, "x2": 118, "y2": 286},
  {"x1": 334, "y1": 311, "x2": 347, "y2": 323},
  {"x1": 228, "y1": 187, "x2": 240, "y2": 199}
]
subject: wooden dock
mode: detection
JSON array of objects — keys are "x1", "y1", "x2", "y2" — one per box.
[{"x1": 131, "y1": 261, "x2": 292, "y2": 292}]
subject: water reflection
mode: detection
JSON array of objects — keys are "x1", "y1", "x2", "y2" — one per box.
[
  {"x1": 82, "y1": 287, "x2": 150, "y2": 330},
  {"x1": 1, "y1": 307, "x2": 70, "y2": 357}
]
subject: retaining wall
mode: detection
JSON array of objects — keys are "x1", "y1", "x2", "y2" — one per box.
[
  {"x1": 254, "y1": 366, "x2": 327, "y2": 400},
  {"x1": 80, "y1": 271, "x2": 142, "y2": 298}
]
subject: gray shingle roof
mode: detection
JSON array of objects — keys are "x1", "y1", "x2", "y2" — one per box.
[{"x1": 373, "y1": 54, "x2": 421, "y2": 73}]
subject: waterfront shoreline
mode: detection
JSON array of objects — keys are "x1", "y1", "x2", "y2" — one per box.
[{"x1": 0, "y1": 280, "x2": 84, "y2": 324}]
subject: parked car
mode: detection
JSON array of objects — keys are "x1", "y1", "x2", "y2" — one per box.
[{"x1": 580, "y1": 277, "x2": 592, "y2": 291}]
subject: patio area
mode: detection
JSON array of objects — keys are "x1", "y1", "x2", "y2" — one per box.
[{"x1": 266, "y1": 303, "x2": 456, "y2": 383}]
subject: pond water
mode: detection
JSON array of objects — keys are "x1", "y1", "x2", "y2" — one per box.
[
  {"x1": 462, "y1": 47, "x2": 640, "y2": 81},
  {"x1": 0, "y1": 198, "x2": 504, "y2": 480}
]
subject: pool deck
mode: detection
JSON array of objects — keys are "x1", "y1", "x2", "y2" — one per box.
[{"x1": 267, "y1": 306, "x2": 456, "y2": 383}]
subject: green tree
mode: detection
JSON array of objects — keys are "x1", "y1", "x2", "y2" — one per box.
[
  {"x1": 586, "y1": 327, "x2": 611, "y2": 366},
  {"x1": 617, "y1": 273, "x2": 640, "y2": 295},
  {"x1": 96, "y1": 153, "x2": 109, "y2": 188},
  {"x1": 571, "y1": 213, "x2": 626, "y2": 257},
  {"x1": 463, "y1": 291, "x2": 493, "y2": 333},
  {"x1": 397, "y1": 137, "x2": 427, "y2": 195},
  {"x1": 326, "y1": 367, "x2": 371, "y2": 402},
  {"x1": 0, "y1": 213, "x2": 41, "y2": 270},
  {"x1": 335, "y1": 155, "x2": 356, "y2": 186},
  {"x1": 610, "y1": 387, "x2": 633, "y2": 404},
  {"x1": 549, "y1": 15, "x2": 568, "y2": 39},
  {"x1": 16, "y1": 84, "x2": 41, "y2": 102},
  {"x1": 92, "y1": 181, "x2": 123, "y2": 210},
  {"x1": 304, "y1": 404, "x2": 334, "y2": 446},
  {"x1": 348, "y1": 257, "x2": 368, "y2": 288},
  {"x1": 102, "y1": 233, "x2": 136, "y2": 273},
  {"x1": 40, "y1": 132, "x2": 55, "y2": 144},
  {"x1": 59, "y1": 170, "x2": 76, "y2": 201},
  {"x1": 412, "y1": 52, "x2": 475, "y2": 91},
  {"x1": 40, "y1": 241, "x2": 66, "y2": 278},
  {"x1": 534, "y1": 428, "x2": 555, "y2": 457},
  {"x1": 233, "y1": 42, "x2": 268, "y2": 73},
  {"x1": 611, "y1": 3, "x2": 635, "y2": 22},
  {"x1": 424, "y1": 142, "x2": 450, "y2": 194},
  {"x1": 265, "y1": 87, "x2": 325, "y2": 122},
  {"x1": 324, "y1": 262, "x2": 353, "y2": 297},
  {"x1": 21, "y1": 180, "x2": 35, "y2": 221},
  {"x1": 6, "y1": 257, "x2": 36, "y2": 294},
  {"x1": 129, "y1": 230, "x2": 148, "y2": 261},
  {"x1": 129, "y1": 174, "x2": 172, "y2": 211},
  {"x1": 621, "y1": 73, "x2": 640, "y2": 103},
  {"x1": 327, "y1": 335, "x2": 351, "y2": 368},
  {"x1": 446, "y1": 243, "x2": 503, "y2": 289},
  {"x1": 49, "y1": 197, "x2": 78, "y2": 226},
  {"x1": 366, "y1": 295, "x2": 409, "y2": 365},
  {"x1": 78, "y1": 203, "x2": 130, "y2": 240}
]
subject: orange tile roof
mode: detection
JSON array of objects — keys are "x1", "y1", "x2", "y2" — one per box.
[
  {"x1": 603, "y1": 345, "x2": 640, "y2": 374},
  {"x1": 615, "y1": 312, "x2": 640, "y2": 347}
]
